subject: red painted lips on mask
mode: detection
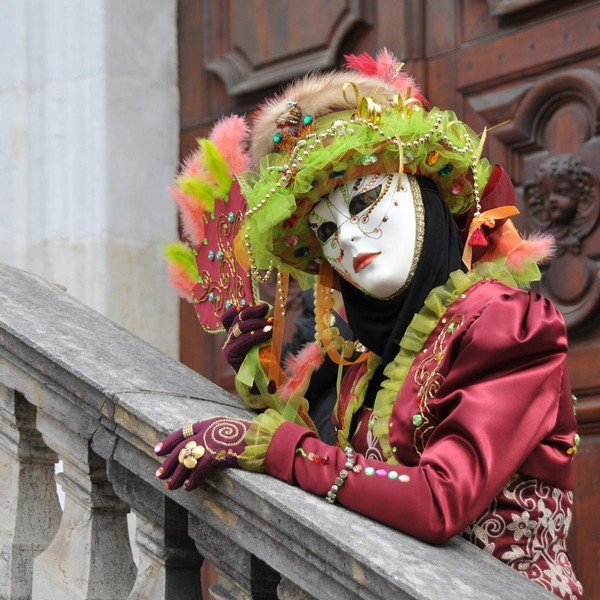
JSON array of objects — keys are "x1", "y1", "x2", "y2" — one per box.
[{"x1": 353, "y1": 252, "x2": 381, "y2": 273}]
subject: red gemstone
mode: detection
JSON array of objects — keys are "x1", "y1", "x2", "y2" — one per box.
[{"x1": 469, "y1": 228, "x2": 488, "y2": 247}]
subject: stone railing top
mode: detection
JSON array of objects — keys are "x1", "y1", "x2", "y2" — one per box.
[{"x1": 0, "y1": 263, "x2": 553, "y2": 599}]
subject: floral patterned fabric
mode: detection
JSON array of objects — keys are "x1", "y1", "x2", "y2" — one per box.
[{"x1": 463, "y1": 477, "x2": 583, "y2": 599}]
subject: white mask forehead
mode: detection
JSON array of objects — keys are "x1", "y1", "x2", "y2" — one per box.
[{"x1": 309, "y1": 173, "x2": 421, "y2": 299}]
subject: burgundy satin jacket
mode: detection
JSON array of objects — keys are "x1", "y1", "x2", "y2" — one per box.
[{"x1": 265, "y1": 279, "x2": 583, "y2": 598}]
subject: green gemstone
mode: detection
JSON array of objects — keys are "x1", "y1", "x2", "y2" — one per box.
[
  {"x1": 364, "y1": 467, "x2": 375, "y2": 476},
  {"x1": 574, "y1": 433, "x2": 580, "y2": 446},
  {"x1": 273, "y1": 132, "x2": 283, "y2": 143},
  {"x1": 388, "y1": 471, "x2": 399, "y2": 480},
  {"x1": 412, "y1": 414, "x2": 423, "y2": 427},
  {"x1": 359, "y1": 154, "x2": 378, "y2": 166},
  {"x1": 439, "y1": 163, "x2": 454, "y2": 176},
  {"x1": 303, "y1": 114, "x2": 313, "y2": 125},
  {"x1": 447, "y1": 323, "x2": 455, "y2": 333}
]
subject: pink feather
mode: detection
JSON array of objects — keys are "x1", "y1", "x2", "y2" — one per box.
[
  {"x1": 279, "y1": 342, "x2": 325, "y2": 400},
  {"x1": 506, "y1": 233, "x2": 556, "y2": 271},
  {"x1": 344, "y1": 51, "x2": 380, "y2": 76},
  {"x1": 166, "y1": 263, "x2": 196, "y2": 301},
  {"x1": 344, "y1": 48, "x2": 428, "y2": 107},
  {"x1": 209, "y1": 115, "x2": 251, "y2": 175},
  {"x1": 169, "y1": 187, "x2": 205, "y2": 246}
]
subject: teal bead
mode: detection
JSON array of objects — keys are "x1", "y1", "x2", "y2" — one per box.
[
  {"x1": 388, "y1": 471, "x2": 399, "y2": 480},
  {"x1": 208, "y1": 292, "x2": 215, "y2": 302},
  {"x1": 364, "y1": 467, "x2": 375, "y2": 476},
  {"x1": 225, "y1": 300, "x2": 232, "y2": 309},
  {"x1": 412, "y1": 414, "x2": 423, "y2": 427},
  {"x1": 294, "y1": 246, "x2": 309, "y2": 258},
  {"x1": 273, "y1": 132, "x2": 283, "y2": 143},
  {"x1": 216, "y1": 250, "x2": 224, "y2": 261},
  {"x1": 303, "y1": 114, "x2": 313, "y2": 125},
  {"x1": 329, "y1": 170, "x2": 345, "y2": 179},
  {"x1": 228, "y1": 211, "x2": 235, "y2": 223},
  {"x1": 208, "y1": 250, "x2": 215, "y2": 261}
]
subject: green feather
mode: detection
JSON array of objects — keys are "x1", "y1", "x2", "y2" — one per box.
[
  {"x1": 177, "y1": 175, "x2": 216, "y2": 212},
  {"x1": 198, "y1": 139, "x2": 232, "y2": 198},
  {"x1": 163, "y1": 242, "x2": 198, "y2": 281}
]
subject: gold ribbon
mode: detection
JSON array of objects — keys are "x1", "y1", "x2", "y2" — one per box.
[
  {"x1": 342, "y1": 82, "x2": 382, "y2": 124},
  {"x1": 315, "y1": 262, "x2": 369, "y2": 366},
  {"x1": 462, "y1": 205, "x2": 520, "y2": 270},
  {"x1": 391, "y1": 92, "x2": 421, "y2": 117}
]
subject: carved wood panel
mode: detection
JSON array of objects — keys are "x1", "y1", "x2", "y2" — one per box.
[{"x1": 205, "y1": 0, "x2": 371, "y2": 96}]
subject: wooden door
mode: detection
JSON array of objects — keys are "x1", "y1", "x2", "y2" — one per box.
[{"x1": 178, "y1": 1, "x2": 600, "y2": 594}]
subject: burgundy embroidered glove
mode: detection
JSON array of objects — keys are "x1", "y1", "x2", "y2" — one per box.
[
  {"x1": 221, "y1": 303, "x2": 273, "y2": 372},
  {"x1": 154, "y1": 417, "x2": 251, "y2": 491}
]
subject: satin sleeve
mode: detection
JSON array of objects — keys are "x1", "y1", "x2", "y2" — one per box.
[{"x1": 264, "y1": 291, "x2": 569, "y2": 544}]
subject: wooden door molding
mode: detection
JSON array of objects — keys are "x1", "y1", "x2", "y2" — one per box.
[
  {"x1": 204, "y1": 0, "x2": 371, "y2": 96},
  {"x1": 486, "y1": 0, "x2": 553, "y2": 17},
  {"x1": 488, "y1": 69, "x2": 600, "y2": 335}
]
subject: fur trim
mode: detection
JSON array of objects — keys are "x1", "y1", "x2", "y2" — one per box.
[
  {"x1": 279, "y1": 342, "x2": 324, "y2": 400},
  {"x1": 210, "y1": 115, "x2": 251, "y2": 175},
  {"x1": 251, "y1": 71, "x2": 404, "y2": 163},
  {"x1": 506, "y1": 233, "x2": 556, "y2": 271}
]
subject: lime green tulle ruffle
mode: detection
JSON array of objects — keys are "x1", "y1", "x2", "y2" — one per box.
[
  {"x1": 239, "y1": 105, "x2": 492, "y2": 282},
  {"x1": 238, "y1": 409, "x2": 287, "y2": 472}
]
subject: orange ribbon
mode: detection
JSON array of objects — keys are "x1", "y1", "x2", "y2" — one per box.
[
  {"x1": 462, "y1": 205, "x2": 520, "y2": 270},
  {"x1": 268, "y1": 271, "x2": 289, "y2": 388}
]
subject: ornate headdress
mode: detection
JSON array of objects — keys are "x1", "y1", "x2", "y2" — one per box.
[{"x1": 165, "y1": 50, "x2": 552, "y2": 387}]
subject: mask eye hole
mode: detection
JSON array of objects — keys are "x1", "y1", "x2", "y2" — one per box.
[
  {"x1": 349, "y1": 185, "x2": 382, "y2": 216},
  {"x1": 316, "y1": 221, "x2": 338, "y2": 243}
]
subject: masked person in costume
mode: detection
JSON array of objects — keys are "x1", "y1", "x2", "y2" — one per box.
[{"x1": 156, "y1": 50, "x2": 582, "y2": 598}]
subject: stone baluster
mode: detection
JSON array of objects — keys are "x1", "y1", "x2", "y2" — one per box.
[
  {"x1": 31, "y1": 410, "x2": 136, "y2": 599},
  {"x1": 107, "y1": 458, "x2": 204, "y2": 599},
  {"x1": 0, "y1": 385, "x2": 62, "y2": 600},
  {"x1": 189, "y1": 513, "x2": 280, "y2": 600},
  {"x1": 277, "y1": 578, "x2": 318, "y2": 600}
]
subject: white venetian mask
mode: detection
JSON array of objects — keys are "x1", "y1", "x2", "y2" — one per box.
[{"x1": 309, "y1": 173, "x2": 421, "y2": 299}]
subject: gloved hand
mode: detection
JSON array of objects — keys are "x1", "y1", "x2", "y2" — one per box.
[
  {"x1": 154, "y1": 417, "x2": 251, "y2": 491},
  {"x1": 221, "y1": 303, "x2": 273, "y2": 371}
]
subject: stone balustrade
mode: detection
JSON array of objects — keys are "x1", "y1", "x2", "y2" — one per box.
[{"x1": 0, "y1": 263, "x2": 554, "y2": 599}]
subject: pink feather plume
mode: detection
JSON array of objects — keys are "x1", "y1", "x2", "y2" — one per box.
[
  {"x1": 209, "y1": 115, "x2": 251, "y2": 175},
  {"x1": 506, "y1": 233, "x2": 556, "y2": 272},
  {"x1": 279, "y1": 342, "x2": 325, "y2": 400},
  {"x1": 168, "y1": 187, "x2": 205, "y2": 246},
  {"x1": 344, "y1": 48, "x2": 428, "y2": 107},
  {"x1": 166, "y1": 263, "x2": 196, "y2": 301},
  {"x1": 181, "y1": 150, "x2": 212, "y2": 180}
]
